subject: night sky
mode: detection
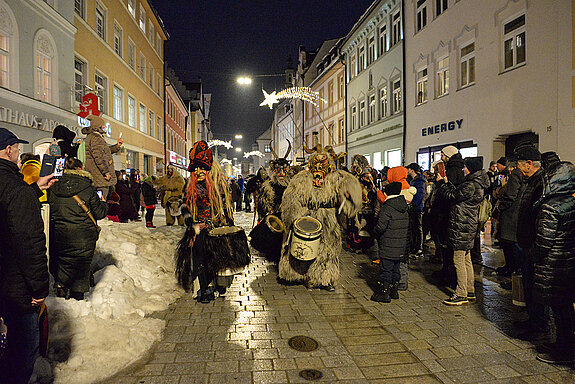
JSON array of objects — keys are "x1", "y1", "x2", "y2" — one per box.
[{"x1": 150, "y1": 0, "x2": 373, "y2": 159}]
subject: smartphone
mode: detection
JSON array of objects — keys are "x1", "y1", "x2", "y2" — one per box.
[
  {"x1": 436, "y1": 162, "x2": 446, "y2": 178},
  {"x1": 39, "y1": 155, "x2": 56, "y2": 177},
  {"x1": 53, "y1": 157, "x2": 65, "y2": 179},
  {"x1": 97, "y1": 190, "x2": 104, "y2": 199}
]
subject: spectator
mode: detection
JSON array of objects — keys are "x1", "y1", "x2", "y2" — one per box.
[
  {"x1": 230, "y1": 178, "x2": 241, "y2": 212},
  {"x1": 486, "y1": 160, "x2": 499, "y2": 198},
  {"x1": 48, "y1": 158, "x2": 107, "y2": 300},
  {"x1": 237, "y1": 175, "x2": 245, "y2": 211},
  {"x1": 541, "y1": 151, "x2": 561, "y2": 173},
  {"x1": 439, "y1": 156, "x2": 489, "y2": 305},
  {"x1": 130, "y1": 169, "x2": 142, "y2": 216},
  {"x1": 155, "y1": 166, "x2": 186, "y2": 225},
  {"x1": 116, "y1": 170, "x2": 140, "y2": 223},
  {"x1": 406, "y1": 163, "x2": 426, "y2": 257},
  {"x1": 106, "y1": 191, "x2": 121, "y2": 222},
  {"x1": 371, "y1": 182, "x2": 409, "y2": 303},
  {"x1": 515, "y1": 145, "x2": 549, "y2": 338},
  {"x1": 52, "y1": 125, "x2": 78, "y2": 158},
  {"x1": 532, "y1": 162, "x2": 575, "y2": 365},
  {"x1": 141, "y1": 176, "x2": 158, "y2": 228},
  {"x1": 0, "y1": 128, "x2": 55, "y2": 384},
  {"x1": 82, "y1": 115, "x2": 123, "y2": 199}
]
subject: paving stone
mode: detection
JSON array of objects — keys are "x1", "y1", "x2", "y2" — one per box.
[
  {"x1": 361, "y1": 362, "x2": 430, "y2": 379},
  {"x1": 483, "y1": 364, "x2": 522, "y2": 379}
]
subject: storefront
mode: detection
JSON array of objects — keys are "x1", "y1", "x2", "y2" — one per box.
[{"x1": 168, "y1": 150, "x2": 189, "y2": 177}]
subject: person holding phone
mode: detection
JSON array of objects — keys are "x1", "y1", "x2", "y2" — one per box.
[
  {"x1": 0, "y1": 128, "x2": 55, "y2": 384},
  {"x1": 47, "y1": 158, "x2": 107, "y2": 300}
]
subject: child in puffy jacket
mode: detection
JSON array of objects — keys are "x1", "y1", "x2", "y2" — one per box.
[{"x1": 107, "y1": 191, "x2": 121, "y2": 222}]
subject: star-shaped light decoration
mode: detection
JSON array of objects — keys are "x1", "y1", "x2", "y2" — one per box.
[
  {"x1": 259, "y1": 89, "x2": 279, "y2": 109},
  {"x1": 243, "y1": 150, "x2": 264, "y2": 159},
  {"x1": 207, "y1": 139, "x2": 233, "y2": 149}
]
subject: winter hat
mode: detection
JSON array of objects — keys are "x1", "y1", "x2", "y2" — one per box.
[
  {"x1": 188, "y1": 140, "x2": 213, "y2": 171},
  {"x1": 464, "y1": 156, "x2": 484, "y2": 173},
  {"x1": 384, "y1": 182, "x2": 402, "y2": 196},
  {"x1": 441, "y1": 145, "x2": 459, "y2": 159},
  {"x1": 0, "y1": 128, "x2": 28, "y2": 150},
  {"x1": 541, "y1": 151, "x2": 561, "y2": 170},
  {"x1": 515, "y1": 146, "x2": 541, "y2": 161},
  {"x1": 406, "y1": 163, "x2": 422, "y2": 174},
  {"x1": 87, "y1": 115, "x2": 105, "y2": 129},
  {"x1": 496, "y1": 157, "x2": 507, "y2": 167},
  {"x1": 489, "y1": 161, "x2": 497, "y2": 167},
  {"x1": 401, "y1": 186, "x2": 417, "y2": 204}
]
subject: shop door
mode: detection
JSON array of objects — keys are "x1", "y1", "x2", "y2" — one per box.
[{"x1": 505, "y1": 133, "x2": 538, "y2": 158}]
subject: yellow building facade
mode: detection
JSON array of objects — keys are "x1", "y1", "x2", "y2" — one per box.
[{"x1": 74, "y1": 0, "x2": 167, "y2": 176}]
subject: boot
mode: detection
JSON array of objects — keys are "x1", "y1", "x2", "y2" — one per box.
[
  {"x1": 390, "y1": 281, "x2": 399, "y2": 300},
  {"x1": 70, "y1": 291, "x2": 85, "y2": 301},
  {"x1": 370, "y1": 281, "x2": 391, "y2": 303},
  {"x1": 146, "y1": 222, "x2": 156, "y2": 228}
]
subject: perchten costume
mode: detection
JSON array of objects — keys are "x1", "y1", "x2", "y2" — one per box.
[{"x1": 278, "y1": 146, "x2": 362, "y2": 290}]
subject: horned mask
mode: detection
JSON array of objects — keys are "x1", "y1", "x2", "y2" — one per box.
[
  {"x1": 269, "y1": 140, "x2": 292, "y2": 187},
  {"x1": 304, "y1": 144, "x2": 339, "y2": 188}
]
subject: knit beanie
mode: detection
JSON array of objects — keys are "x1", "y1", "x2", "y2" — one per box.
[
  {"x1": 384, "y1": 182, "x2": 402, "y2": 196},
  {"x1": 441, "y1": 145, "x2": 459, "y2": 158},
  {"x1": 496, "y1": 157, "x2": 507, "y2": 167},
  {"x1": 464, "y1": 156, "x2": 484, "y2": 173}
]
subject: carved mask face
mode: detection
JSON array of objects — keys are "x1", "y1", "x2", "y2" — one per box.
[
  {"x1": 308, "y1": 153, "x2": 333, "y2": 188},
  {"x1": 270, "y1": 158, "x2": 291, "y2": 187},
  {"x1": 194, "y1": 166, "x2": 207, "y2": 181}
]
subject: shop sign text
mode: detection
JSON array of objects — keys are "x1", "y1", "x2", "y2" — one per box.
[
  {"x1": 422, "y1": 119, "x2": 463, "y2": 137},
  {"x1": 0, "y1": 106, "x2": 75, "y2": 133}
]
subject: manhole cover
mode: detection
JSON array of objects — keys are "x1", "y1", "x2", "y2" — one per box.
[
  {"x1": 299, "y1": 369, "x2": 323, "y2": 381},
  {"x1": 288, "y1": 335, "x2": 319, "y2": 352}
]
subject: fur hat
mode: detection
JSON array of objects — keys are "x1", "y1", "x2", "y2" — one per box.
[
  {"x1": 441, "y1": 145, "x2": 459, "y2": 158},
  {"x1": 189, "y1": 140, "x2": 213, "y2": 170},
  {"x1": 87, "y1": 115, "x2": 105, "y2": 128},
  {"x1": 464, "y1": 156, "x2": 484, "y2": 173},
  {"x1": 515, "y1": 146, "x2": 541, "y2": 161},
  {"x1": 384, "y1": 182, "x2": 402, "y2": 196},
  {"x1": 401, "y1": 186, "x2": 418, "y2": 204}
]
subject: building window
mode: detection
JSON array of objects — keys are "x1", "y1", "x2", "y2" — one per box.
[
  {"x1": 351, "y1": 105, "x2": 357, "y2": 131},
  {"x1": 338, "y1": 74, "x2": 344, "y2": 100},
  {"x1": 436, "y1": 57, "x2": 449, "y2": 97},
  {"x1": 139, "y1": 8, "x2": 146, "y2": 32},
  {"x1": 392, "y1": 80, "x2": 401, "y2": 114},
  {"x1": 358, "y1": 46, "x2": 365, "y2": 72},
  {"x1": 127, "y1": 0, "x2": 136, "y2": 18},
  {"x1": 74, "y1": 0, "x2": 85, "y2": 19},
  {"x1": 319, "y1": 89, "x2": 324, "y2": 111},
  {"x1": 0, "y1": 27, "x2": 11, "y2": 88},
  {"x1": 147, "y1": 21, "x2": 154, "y2": 42},
  {"x1": 416, "y1": 68, "x2": 428, "y2": 105},
  {"x1": 327, "y1": 123, "x2": 334, "y2": 145},
  {"x1": 113, "y1": 23, "x2": 122, "y2": 57},
  {"x1": 139, "y1": 104, "x2": 146, "y2": 132},
  {"x1": 460, "y1": 42, "x2": 475, "y2": 87},
  {"x1": 139, "y1": 54, "x2": 146, "y2": 79},
  {"x1": 392, "y1": 11, "x2": 401, "y2": 46},
  {"x1": 95, "y1": 3, "x2": 106, "y2": 41},
  {"x1": 378, "y1": 25, "x2": 387, "y2": 55},
  {"x1": 385, "y1": 148, "x2": 402, "y2": 167},
  {"x1": 367, "y1": 35, "x2": 375, "y2": 65},
  {"x1": 113, "y1": 85, "x2": 123, "y2": 121},
  {"x1": 416, "y1": 0, "x2": 427, "y2": 32},
  {"x1": 94, "y1": 72, "x2": 107, "y2": 113},
  {"x1": 349, "y1": 54, "x2": 356, "y2": 79},
  {"x1": 368, "y1": 94, "x2": 376, "y2": 123},
  {"x1": 148, "y1": 110, "x2": 154, "y2": 136},
  {"x1": 128, "y1": 96, "x2": 136, "y2": 127},
  {"x1": 128, "y1": 40, "x2": 136, "y2": 70},
  {"x1": 157, "y1": 74, "x2": 161, "y2": 95},
  {"x1": 359, "y1": 100, "x2": 366, "y2": 127},
  {"x1": 436, "y1": 0, "x2": 448, "y2": 17},
  {"x1": 503, "y1": 14, "x2": 525, "y2": 70},
  {"x1": 156, "y1": 33, "x2": 161, "y2": 54},
  {"x1": 379, "y1": 87, "x2": 388, "y2": 118},
  {"x1": 328, "y1": 81, "x2": 334, "y2": 106},
  {"x1": 74, "y1": 57, "x2": 86, "y2": 103},
  {"x1": 157, "y1": 116, "x2": 162, "y2": 140},
  {"x1": 338, "y1": 118, "x2": 345, "y2": 143},
  {"x1": 35, "y1": 53, "x2": 52, "y2": 103},
  {"x1": 149, "y1": 64, "x2": 154, "y2": 88}
]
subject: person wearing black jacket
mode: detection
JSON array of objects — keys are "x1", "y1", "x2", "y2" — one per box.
[
  {"x1": 371, "y1": 182, "x2": 409, "y2": 303},
  {"x1": 48, "y1": 158, "x2": 108, "y2": 300},
  {"x1": 142, "y1": 176, "x2": 158, "y2": 228},
  {"x1": 0, "y1": 128, "x2": 55, "y2": 384}
]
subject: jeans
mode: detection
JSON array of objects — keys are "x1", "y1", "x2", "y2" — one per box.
[
  {"x1": 453, "y1": 249, "x2": 475, "y2": 297},
  {"x1": 0, "y1": 304, "x2": 40, "y2": 384},
  {"x1": 145, "y1": 207, "x2": 155, "y2": 223},
  {"x1": 410, "y1": 211, "x2": 423, "y2": 253},
  {"x1": 379, "y1": 258, "x2": 401, "y2": 283}
]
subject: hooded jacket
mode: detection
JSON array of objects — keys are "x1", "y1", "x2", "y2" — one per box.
[
  {"x1": 385, "y1": 166, "x2": 417, "y2": 204},
  {"x1": 48, "y1": 169, "x2": 107, "y2": 292},
  {"x1": 0, "y1": 158, "x2": 49, "y2": 312},
  {"x1": 532, "y1": 162, "x2": 575, "y2": 304},
  {"x1": 374, "y1": 194, "x2": 409, "y2": 261},
  {"x1": 439, "y1": 169, "x2": 490, "y2": 250},
  {"x1": 81, "y1": 126, "x2": 121, "y2": 188}
]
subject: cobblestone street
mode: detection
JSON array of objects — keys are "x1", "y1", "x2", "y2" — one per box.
[{"x1": 102, "y1": 213, "x2": 575, "y2": 384}]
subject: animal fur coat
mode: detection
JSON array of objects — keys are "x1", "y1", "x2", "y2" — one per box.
[{"x1": 278, "y1": 170, "x2": 362, "y2": 287}]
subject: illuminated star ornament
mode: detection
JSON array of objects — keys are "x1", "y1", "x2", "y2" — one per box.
[
  {"x1": 243, "y1": 150, "x2": 264, "y2": 159},
  {"x1": 207, "y1": 139, "x2": 233, "y2": 149},
  {"x1": 259, "y1": 87, "x2": 324, "y2": 109}
]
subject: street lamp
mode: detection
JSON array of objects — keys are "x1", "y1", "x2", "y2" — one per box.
[
  {"x1": 235, "y1": 134, "x2": 243, "y2": 139},
  {"x1": 235, "y1": 147, "x2": 242, "y2": 152},
  {"x1": 237, "y1": 77, "x2": 252, "y2": 85}
]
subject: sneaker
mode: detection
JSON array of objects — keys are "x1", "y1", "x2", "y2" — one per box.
[
  {"x1": 467, "y1": 292, "x2": 476, "y2": 303},
  {"x1": 536, "y1": 350, "x2": 575, "y2": 365},
  {"x1": 443, "y1": 295, "x2": 469, "y2": 306}
]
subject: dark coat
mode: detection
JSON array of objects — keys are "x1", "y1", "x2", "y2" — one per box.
[
  {"x1": 374, "y1": 195, "x2": 409, "y2": 261},
  {"x1": 82, "y1": 126, "x2": 121, "y2": 188},
  {"x1": 48, "y1": 169, "x2": 107, "y2": 292},
  {"x1": 429, "y1": 180, "x2": 451, "y2": 246},
  {"x1": 141, "y1": 181, "x2": 158, "y2": 206},
  {"x1": 516, "y1": 168, "x2": 544, "y2": 250},
  {"x1": 0, "y1": 159, "x2": 49, "y2": 312},
  {"x1": 53, "y1": 125, "x2": 78, "y2": 158},
  {"x1": 445, "y1": 153, "x2": 465, "y2": 187},
  {"x1": 440, "y1": 169, "x2": 490, "y2": 251},
  {"x1": 409, "y1": 173, "x2": 426, "y2": 212},
  {"x1": 230, "y1": 181, "x2": 241, "y2": 202},
  {"x1": 496, "y1": 168, "x2": 524, "y2": 242},
  {"x1": 116, "y1": 179, "x2": 139, "y2": 220},
  {"x1": 533, "y1": 162, "x2": 575, "y2": 304}
]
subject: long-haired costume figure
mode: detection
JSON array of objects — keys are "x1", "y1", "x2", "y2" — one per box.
[
  {"x1": 257, "y1": 140, "x2": 295, "y2": 220},
  {"x1": 176, "y1": 141, "x2": 248, "y2": 303},
  {"x1": 278, "y1": 146, "x2": 362, "y2": 290}
]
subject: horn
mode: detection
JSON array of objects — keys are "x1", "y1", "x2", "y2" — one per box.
[
  {"x1": 283, "y1": 140, "x2": 292, "y2": 159},
  {"x1": 303, "y1": 144, "x2": 316, "y2": 154},
  {"x1": 269, "y1": 140, "x2": 279, "y2": 159}
]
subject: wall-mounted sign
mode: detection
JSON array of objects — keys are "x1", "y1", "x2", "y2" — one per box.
[
  {"x1": 0, "y1": 106, "x2": 77, "y2": 133},
  {"x1": 422, "y1": 119, "x2": 463, "y2": 137},
  {"x1": 77, "y1": 93, "x2": 101, "y2": 119},
  {"x1": 168, "y1": 150, "x2": 187, "y2": 169}
]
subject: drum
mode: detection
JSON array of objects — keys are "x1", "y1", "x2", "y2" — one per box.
[
  {"x1": 205, "y1": 226, "x2": 251, "y2": 272},
  {"x1": 249, "y1": 215, "x2": 284, "y2": 258},
  {"x1": 290, "y1": 216, "x2": 322, "y2": 261}
]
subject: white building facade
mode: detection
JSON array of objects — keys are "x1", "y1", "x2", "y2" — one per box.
[
  {"x1": 272, "y1": 99, "x2": 295, "y2": 162},
  {"x1": 404, "y1": 0, "x2": 574, "y2": 169},
  {"x1": 0, "y1": 0, "x2": 77, "y2": 153},
  {"x1": 342, "y1": 0, "x2": 405, "y2": 170}
]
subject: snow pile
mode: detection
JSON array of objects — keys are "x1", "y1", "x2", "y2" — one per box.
[{"x1": 40, "y1": 213, "x2": 185, "y2": 384}]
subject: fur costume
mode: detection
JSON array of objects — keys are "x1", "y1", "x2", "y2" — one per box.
[
  {"x1": 278, "y1": 150, "x2": 362, "y2": 288},
  {"x1": 155, "y1": 166, "x2": 186, "y2": 225}
]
